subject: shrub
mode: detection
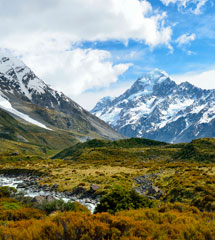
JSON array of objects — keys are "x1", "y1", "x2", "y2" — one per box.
[
  {"x1": 95, "y1": 187, "x2": 154, "y2": 214},
  {"x1": 0, "y1": 205, "x2": 215, "y2": 240},
  {"x1": 0, "y1": 207, "x2": 44, "y2": 221},
  {"x1": 35, "y1": 199, "x2": 89, "y2": 214},
  {"x1": 0, "y1": 186, "x2": 17, "y2": 198}
]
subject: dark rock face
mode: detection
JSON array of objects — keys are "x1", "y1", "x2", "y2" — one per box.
[{"x1": 92, "y1": 69, "x2": 215, "y2": 143}]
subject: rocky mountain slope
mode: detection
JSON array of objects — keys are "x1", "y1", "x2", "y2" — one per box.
[
  {"x1": 92, "y1": 69, "x2": 215, "y2": 143},
  {"x1": 0, "y1": 52, "x2": 122, "y2": 146}
]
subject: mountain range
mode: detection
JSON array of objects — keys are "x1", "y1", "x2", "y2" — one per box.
[
  {"x1": 92, "y1": 69, "x2": 215, "y2": 143},
  {"x1": 0, "y1": 52, "x2": 121, "y2": 151},
  {"x1": 1, "y1": 51, "x2": 215, "y2": 146}
]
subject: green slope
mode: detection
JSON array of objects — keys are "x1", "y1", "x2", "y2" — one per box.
[
  {"x1": 174, "y1": 138, "x2": 215, "y2": 163},
  {"x1": 7, "y1": 94, "x2": 122, "y2": 141},
  {"x1": 52, "y1": 138, "x2": 169, "y2": 160},
  {"x1": 53, "y1": 137, "x2": 215, "y2": 164},
  {"x1": 0, "y1": 109, "x2": 78, "y2": 155}
]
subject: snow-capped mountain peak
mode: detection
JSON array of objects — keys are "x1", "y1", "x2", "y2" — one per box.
[
  {"x1": 0, "y1": 53, "x2": 47, "y2": 100},
  {"x1": 0, "y1": 51, "x2": 79, "y2": 112},
  {"x1": 120, "y1": 69, "x2": 175, "y2": 101},
  {"x1": 0, "y1": 52, "x2": 25, "y2": 74},
  {"x1": 92, "y1": 69, "x2": 215, "y2": 143},
  {"x1": 138, "y1": 69, "x2": 171, "y2": 84}
]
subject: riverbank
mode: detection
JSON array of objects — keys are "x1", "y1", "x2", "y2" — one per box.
[{"x1": 0, "y1": 169, "x2": 100, "y2": 212}]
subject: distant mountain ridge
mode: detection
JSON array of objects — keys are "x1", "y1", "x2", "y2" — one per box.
[
  {"x1": 91, "y1": 69, "x2": 215, "y2": 143},
  {"x1": 0, "y1": 51, "x2": 122, "y2": 145}
]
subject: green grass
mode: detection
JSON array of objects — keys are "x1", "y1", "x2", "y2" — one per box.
[
  {"x1": 52, "y1": 138, "x2": 169, "y2": 160},
  {"x1": 1, "y1": 201, "x2": 22, "y2": 210},
  {"x1": 174, "y1": 138, "x2": 215, "y2": 163},
  {"x1": 0, "y1": 137, "x2": 214, "y2": 239}
]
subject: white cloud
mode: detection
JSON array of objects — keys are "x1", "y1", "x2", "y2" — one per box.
[
  {"x1": 173, "y1": 68, "x2": 215, "y2": 89},
  {"x1": 72, "y1": 81, "x2": 133, "y2": 110},
  {"x1": 160, "y1": 0, "x2": 208, "y2": 14},
  {"x1": 161, "y1": 0, "x2": 186, "y2": 7},
  {"x1": 20, "y1": 47, "x2": 132, "y2": 96},
  {"x1": 176, "y1": 33, "x2": 196, "y2": 46},
  {"x1": 193, "y1": 0, "x2": 208, "y2": 14},
  {"x1": 187, "y1": 50, "x2": 196, "y2": 55},
  {"x1": 0, "y1": 0, "x2": 172, "y2": 47}
]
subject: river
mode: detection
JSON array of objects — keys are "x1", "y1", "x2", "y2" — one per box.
[{"x1": 0, "y1": 175, "x2": 97, "y2": 212}]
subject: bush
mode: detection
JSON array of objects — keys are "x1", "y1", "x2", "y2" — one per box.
[
  {"x1": 35, "y1": 199, "x2": 89, "y2": 214},
  {"x1": 95, "y1": 187, "x2": 154, "y2": 214},
  {"x1": 0, "y1": 205, "x2": 214, "y2": 240},
  {"x1": 0, "y1": 207, "x2": 44, "y2": 221},
  {"x1": 0, "y1": 186, "x2": 17, "y2": 198}
]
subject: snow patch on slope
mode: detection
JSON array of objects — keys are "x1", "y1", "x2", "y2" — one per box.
[
  {"x1": 0, "y1": 93, "x2": 51, "y2": 130},
  {"x1": 100, "y1": 107, "x2": 121, "y2": 126},
  {"x1": 199, "y1": 108, "x2": 215, "y2": 124}
]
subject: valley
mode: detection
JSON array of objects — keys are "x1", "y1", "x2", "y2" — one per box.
[
  {"x1": 0, "y1": 137, "x2": 215, "y2": 239},
  {"x1": 0, "y1": 53, "x2": 215, "y2": 239}
]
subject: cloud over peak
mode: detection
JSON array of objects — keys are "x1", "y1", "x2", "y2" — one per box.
[{"x1": 22, "y1": 47, "x2": 132, "y2": 96}]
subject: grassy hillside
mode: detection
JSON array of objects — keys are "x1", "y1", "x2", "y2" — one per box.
[
  {"x1": 9, "y1": 95, "x2": 122, "y2": 140},
  {"x1": 53, "y1": 137, "x2": 215, "y2": 163},
  {"x1": 53, "y1": 138, "x2": 169, "y2": 160},
  {"x1": 174, "y1": 138, "x2": 215, "y2": 163},
  {"x1": 0, "y1": 139, "x2": 51, "y2": 157},
  {"x1": 0, "y1": 109, "x2": 79, "y2": 151},
  {"x1": 0, "y1": 185, "x2": 214, "y2": 240},
  {"x1": 0, "y1": 201, "x2": 214, "y2": 240}
]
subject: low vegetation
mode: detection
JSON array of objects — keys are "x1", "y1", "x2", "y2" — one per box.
[
  {"x1": 0, "y1": 203, "x2": 214, "y2": 239},
  {"x1": 0, "y1": 137, "x2": 215, "y2": 239},
  {"x1": 95, "y1": 187, "x2": 154, "y2": 214}
]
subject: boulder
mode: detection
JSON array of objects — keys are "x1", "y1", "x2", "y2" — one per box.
[
  {"x1": 147, "y1": 186, "x2": 164, "y2": 199},
  {"x1": 90, "y1": 184, "x2": 100, "y2": 192},
  {"x1": 72, "y1": 187, "x2": 86, "y2": 197},
  {"x1": 31, "y1": 195, "x2": 55, "y2": 204}
]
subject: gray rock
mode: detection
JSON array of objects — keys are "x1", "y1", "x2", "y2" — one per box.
[
  {"x1": 31, "y1": 195, "x2": 56, "y2": 204},
  {"x1": 90, "y1": 184, "x2": 100, "y2": 192},
  {"x1": 17, "y1": 183, "x2": 26, "y2": 188},
  {"x1": 134, "y1": 173, "x2": 164, "y2": 199},
  {"x1": 72, "y1": 187, "x2": 86, "y2": 196}
]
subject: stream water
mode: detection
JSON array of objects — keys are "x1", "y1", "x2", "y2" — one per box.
[{"x1": 0, "y1": 175, "x2": 97, "y2": 212}]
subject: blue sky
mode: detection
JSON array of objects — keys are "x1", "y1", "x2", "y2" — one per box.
[
  {"x1": 0, "y1": 0, "x2": 215, "y2": 109},
  {"x1": 80, "y1": 0, "x2": 215, "y2": 81}
]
